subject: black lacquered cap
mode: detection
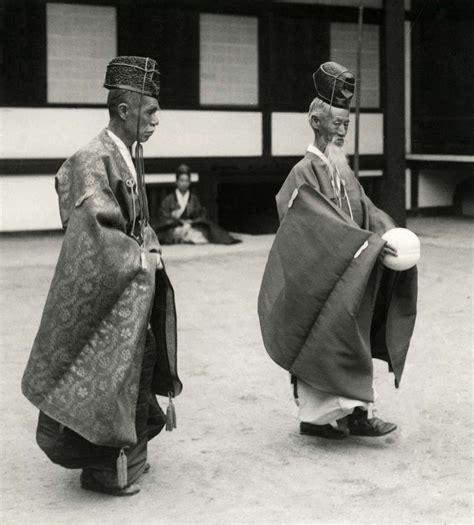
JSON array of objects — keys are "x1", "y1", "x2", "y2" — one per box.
[
  {"x1": 104, "y1": 56, "x2": 160, "y2": 99},
  {"x1": 313, "y1": 61, "x2": 355, "y2": 109}
]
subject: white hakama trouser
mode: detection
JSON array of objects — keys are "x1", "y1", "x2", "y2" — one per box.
[{"x1": 297, "y1": 379, "x2": 373, "y2": 426}]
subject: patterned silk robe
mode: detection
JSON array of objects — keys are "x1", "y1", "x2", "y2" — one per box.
[{"x1": 22, "y1": 130, "x2": 182, "y2": 459}]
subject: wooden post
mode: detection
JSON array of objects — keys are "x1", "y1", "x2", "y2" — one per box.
[
  {"x1": 381, "y1": 0, "x2": 406, "y2": 225},
  {"x1": 354, "y1": 5, "x2": 363, "y2": 180},
  {"x1": 260, "y1": 1, "x2": 273, "y2": 158}
]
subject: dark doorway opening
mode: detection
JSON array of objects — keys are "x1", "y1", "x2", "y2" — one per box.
[{"x1": 217, "y1": 182, "x2": 281, "y2": 234}]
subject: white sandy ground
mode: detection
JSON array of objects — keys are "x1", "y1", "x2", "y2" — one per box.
[{"x1": 0, "y1": 216, "x2": 472, "y2": 525}]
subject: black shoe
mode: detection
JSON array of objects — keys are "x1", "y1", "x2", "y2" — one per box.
[
  {"x1": 300, "y1": 422, "x2": 346, "y2": 440},
  {"x1": 348, "y1": 408, "x2": 397, "y2": 437},
  {"x1": 80, "y1": 472, "x2": 141, "y2": 497}
]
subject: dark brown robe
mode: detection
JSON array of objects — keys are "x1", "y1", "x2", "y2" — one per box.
[
  {"x1": 154, "y1": 191, "x2": 240, "y2": 245},
  {"x1": 258, "y1": 151, "x2": 417, "y2": 402}
]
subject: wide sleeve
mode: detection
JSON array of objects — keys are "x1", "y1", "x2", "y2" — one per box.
[
  {"x1": 154, "y1": 194, "x2": 181, "y2": 231},
  {"x1": 187, "y1": 194, "x2": 207, "y2": 222},
  {"x1": 160, "y1": 194, "x2": 177, "y2": 218},
  {"x1": 276, "y1": 171, "x2": 297, "y2": 223},
  {"x1": 22, "y1": 150, "x2": 158, "y2": 447}
]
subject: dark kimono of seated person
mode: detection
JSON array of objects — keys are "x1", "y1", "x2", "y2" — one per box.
[{"x1": 154, "y1": 165, "x2": 241, "y2": 245}]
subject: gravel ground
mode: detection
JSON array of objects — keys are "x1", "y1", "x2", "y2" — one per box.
[{"x1": 0, "y1": 216, "x2": 472, "y2": 525}]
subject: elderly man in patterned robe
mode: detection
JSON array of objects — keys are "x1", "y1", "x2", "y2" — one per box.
[{"x1": 22, "y1": 56, "x2": 182, "y2": 496}]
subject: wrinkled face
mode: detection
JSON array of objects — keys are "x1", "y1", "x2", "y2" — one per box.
[
  {"x1": 176, "y1": 173, "x2": 191, "y2": 193},
  {"x1": 123, "y1": 95, "x2": 159, "y2": 143},
  {"x1": 318, "y1": 106, "x2": 350, "y2": 147}
]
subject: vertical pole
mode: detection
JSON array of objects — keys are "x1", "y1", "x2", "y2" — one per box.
[
  {"x1": 260, "y1": 1, "x2": 273, "y2": 158},
  {"x1": 382, "y1": 0, "x2": 406, "y2": 225},
  {"x1": 354, "y1": 5, "x2": 364, "y2": 179}
]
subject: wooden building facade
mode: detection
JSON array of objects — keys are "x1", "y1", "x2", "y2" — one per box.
[{"x1": 1, "y1": 0, "x2": 472, "y2": 232}]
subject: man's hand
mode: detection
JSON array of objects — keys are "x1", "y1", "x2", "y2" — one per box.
[
  {"x1": 382, "y1": 241, "x2": 398, "y2": 258},
  {"x1": 171, "y1": 210, "x2": 181, "y2": 219}
]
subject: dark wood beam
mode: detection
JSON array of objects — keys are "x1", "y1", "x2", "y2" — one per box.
[
  {"x1": 381, "y1": 0, "x2": 406, "y2": 225},
  {"x1": 259, "y1": 1, "x2": 273, "y2": 158}
]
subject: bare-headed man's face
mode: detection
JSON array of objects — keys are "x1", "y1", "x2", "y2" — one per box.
[{"x1": 176, "y1": 173, "x2": 191, "y2": 193}]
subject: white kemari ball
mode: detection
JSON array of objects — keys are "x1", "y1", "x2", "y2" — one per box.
[{"x1": 381, "y1": 228, "x2": 420, "y2": 271}]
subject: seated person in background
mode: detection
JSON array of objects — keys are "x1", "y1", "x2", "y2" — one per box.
[{"x1": 154, "y1": 164, "x2": 241, "y2": 245}]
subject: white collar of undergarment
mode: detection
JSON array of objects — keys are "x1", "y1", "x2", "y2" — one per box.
[
  {"x1": 106, "y1": 129, "x2": 137, "y2": 182},
  {"x1": 175, "y1": 189, "x2": 190, "y2": 215},
  {"x1": 307, "y1": 144, "x2": 333, "y2": 172}
]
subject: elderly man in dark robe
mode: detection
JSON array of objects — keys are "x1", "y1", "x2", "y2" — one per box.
[
  {"x1": 154, "y1": 164, "x2": 240, "y2": 245},
  {"x1": 22, "y1": 56, "x2": 182, "y2": 495},
  {"x1": 258, "y1": 62, "x2": 417, "y2": 440}
]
